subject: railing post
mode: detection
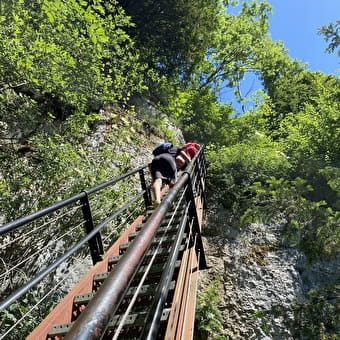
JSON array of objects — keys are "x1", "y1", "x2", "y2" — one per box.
[
  {"x1": 193, "y1": 155, "x2": 208, "y2": 209},
  {"x1": 139, "y1": 168, "x2": 152, "y2": 208},
  {"x1": 80, "y1": 191, "x2": 103, "y2": 265},
  {"x1": 183, "y1": 171, "x2": 208, "y2": 269}
]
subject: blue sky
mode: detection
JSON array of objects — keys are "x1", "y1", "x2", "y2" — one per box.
[
  {"x1": 220, "y1": 0, "x2": 339, "y2": 111},
  {"x1": 268, "y1": 0, "x2": 339, "y2": 75}
]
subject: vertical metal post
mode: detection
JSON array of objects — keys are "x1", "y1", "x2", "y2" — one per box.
[
  {"x1": 139, "y1": 168, "x2": 152, "y2": 208},
  {"x1": 183, "y1": 172, "x2": 208, "y2": 269},
  {"x1": 193, "y1": 155, "x2": 208, "y2": 209},
  {"x1": 80, "y1": 191, "x2": 103, "y2": 265}
]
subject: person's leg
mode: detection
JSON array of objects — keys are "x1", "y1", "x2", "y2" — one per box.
[
  {"x1": 151, "y1": 154, "x2": 176, "y2": 207},
  {"x1": 152, "y1": 178, "x2": 162, "y2": 205}
]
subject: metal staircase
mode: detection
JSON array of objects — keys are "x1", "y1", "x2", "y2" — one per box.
[{"x1": 0, "y1": 149, "x2": 207, "y2": 340}]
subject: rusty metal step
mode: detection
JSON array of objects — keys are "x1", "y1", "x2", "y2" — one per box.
[
  {"x1": 140, "y1": 214, "x2": 184, "y2": 228},
  {"x1": 49, "y1": 308, "x2": 171, "y2": 339},
  {"x1": 74, "y1": 281, "x2": 175, "y2": 306},
  {"x1": 128, "y1": 223, "x2": 180, "y2": 242},
  {"x1": 142, "y1": 207, "x2": 185, "y2": 222},
  {"x1": 108, "y1": 245, "x2": 185, "y2": 269},
  {"x1": 93, "y1": 261, "x2": 181, "y2": 291},
  {"x1": 72, "y1": 281, "x2": 176, "y2": 321},
  {"x1": 119, "y1": 234, "x2": 186, "y2": 254}
]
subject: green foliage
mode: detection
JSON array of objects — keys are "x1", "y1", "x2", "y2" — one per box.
[
  {"x1": 207, "y1": 69, "x2": 339, "y2": 261},
  {"x1": 0, "y1": 0, "x2": 150, "y2": 221},
  {"x1": 318, "y1": 20, "x2": 340, "y2": 56},
  {"x1": 198, "y1": 0, "x2": 305, "y2": 104},
  {"x1": 195, "y1": 279, "x2": 227, "y2": 339},
  {"x1": 204, "y1": 67, "x2": 340, "y2": 264},
  {"x1": 0, "y1": 110, "x2": 138, "y2": 222},
  {"x1": 0, "y1": 0, "x2": 145, "y2": 135},
  {"x1": 116, "y1": 0, "x2": 224, "y2": 80},
  {"x1": 319, "y1": 167, "x2": 340, "y2": 209},
  {"x1": 287, "y1": 286, "x2": 340, "y2": 339},
  {"x1": 242, "y1": 177, "x2": 340, "y2": 261},
  {"x1": 249, "y1": 285, "x2": 340, "y2": 339},
  {"x1": 265, "y1": 71, "x2": 340, "y2": 138},
  {"x1": 200, "y1": 0, "x2": 273, "y2": 88},
  {"x1": 264, "y1": 71, "x2": 340, "y2": 208},
  {"x1": 1, "y1": 291, "x2": 56, "y2": 339},
  {"x1": 177, "y1": 89, "x2": 234, "y2": 145},
  {"x1": 206, "y1": 133, "x2": 291, "y2": 210}
]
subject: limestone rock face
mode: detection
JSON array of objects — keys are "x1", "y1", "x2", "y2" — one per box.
[{"x1": 199, "y1": 200, "x2": 340, "y2": 339}]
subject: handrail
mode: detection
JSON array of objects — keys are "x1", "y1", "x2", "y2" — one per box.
[
  {"x1": 0, "y1": 191, "x2": 145, "y2": 313},
  {"x1": 0, "y1": 165, "x2": 148, "y2": 235},
  {"x1": 0, "y1": 164, "x2": 152, "y2": 316}
]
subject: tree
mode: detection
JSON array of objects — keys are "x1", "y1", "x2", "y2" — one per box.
[
  {"x1": 115, "y1": 0, "x2": 224, "y2": 80},
  {"x1": 318, "y1": 20, "x2": 340, "y2": 56},
  {"x1": 261, "y1": 71, "x2": 338, "y2": 134},
  {"x1": 265, "y1": 71, "x2": 340, "y2": 164},
  {"x1": 178, "y1": 88, "x2": 234, "y2": 145},
  {"x1": 0, "y1": 0, "x2": 144, "y2": 136},
  {"x1": 0, "y1": 0, "x2": 146, "y2": 220}
]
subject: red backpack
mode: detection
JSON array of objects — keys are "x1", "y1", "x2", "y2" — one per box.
[{"x1": 182, "y1": 143, "x2": 200, "y2": 158}]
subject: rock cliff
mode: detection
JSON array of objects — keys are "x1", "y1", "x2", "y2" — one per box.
[{"x1": 200, "y1": 199, "x2": 340, "y2": 339}]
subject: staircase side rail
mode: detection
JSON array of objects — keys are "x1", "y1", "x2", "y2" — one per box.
[
  {"x1": 0, "y1": 190, "x2": 145, "y2": 314},
  {"x1": 190, "y1": 149, "x2": 207, "y2": 209},
  {"x1": 0, "y1": 165, "x2": 151, "y2": 339},
  {"x1": 0, "y1": 165, "x2": 149, "y2": 235},
  {"x1": 0, "y1": 148, "x2": 207, "y2": 339}
]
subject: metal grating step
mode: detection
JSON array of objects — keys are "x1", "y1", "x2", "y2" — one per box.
[
  {"x1": 119, "y1": 234, "x2": 186, "y2": 254},
  {"x1": 93, "y1": 261, "x2": 181, "y2": 289},
  {"x1": 108, "y1": 245, "x2": 185, "y2": 269},
  {"x1": 136, "y1": 217, "x2": 183, "y2": 232},
  {"x1": 49, "y1": 308, "x2": 171, "y2": 338},
  {"x1": 74, "y1": 281, "x2": 175, "y2": 306},
  {"x1": 128, "y1": 224, "x2": 180, "y2": 242},
  {"x1": 72, "y1": 281, "x2": 176, "y2": 321},
  {"x1": 142, "y1": 207, "x2": 185, "y2": 223}
]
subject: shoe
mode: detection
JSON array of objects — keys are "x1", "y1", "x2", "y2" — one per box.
[{"x1": 153, "y1": 200, "x2": 161, "y2": 209}]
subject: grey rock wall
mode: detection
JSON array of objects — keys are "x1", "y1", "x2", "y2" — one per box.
[{"x1": 199, "y1": 202, "x2": 340, "y2": 339}]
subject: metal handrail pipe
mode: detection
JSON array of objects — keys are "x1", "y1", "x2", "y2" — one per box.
[
  {"x1": 0, "y1": 190, "x2": 145, "y2": 313},
  {"x1": 0, "y1": 165, "x2": 148, "y2": 235},
  {"x1": 85, "y1": 165, "x2": 149, "y2": 196},
  {"x1": 0, "y1": 192, "x2": 86, "y2": 235},
  {"x1": 63, "y1": 169, "x2": 193, "y2": 340}
]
